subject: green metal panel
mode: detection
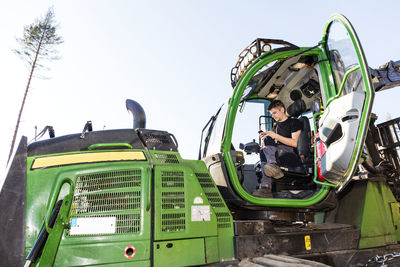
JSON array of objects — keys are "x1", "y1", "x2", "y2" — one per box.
[
  {"x1": 194, "y1": 171, "x2": 235, "y2": 261},
  {"x1": 153, "y1": 238, "x2": 206, "y2": 266},
  {"x1": 151, "y1": 150, "x2": 235, "y2": 262},
  {"x1": 214, "y1": 231, "x2": 235, "y2": 261},
  {"x1": 172, "y1": 153, "x2": 235, "y2": 261},
  {"x1": 330, "y1": 180, "x2": 398, "y2": 249},
  {"x1": 25, "y1": 153, "x2": 152, "y2": 266},
  {"x1": 359, "y1": 182, "x2": 397, "y2": 248},
  {"x1": 153, "y1": 164, "x2": 218, "y2": 241},
  {"x1": 53, "y1": 240, "x2": 150, "y2": 266},
  {"x1": 26, "y1": 148, "x2": 234, "y2": 265},
  {"x1": 84, "y1": 260, "x2": 151, "y2": 266},
  {"x1": 205, "y1": 237, "x2": 219, "y2": 263},
  {"x1": 390, "y1": 202, "x2": 400, "y2": 241}
]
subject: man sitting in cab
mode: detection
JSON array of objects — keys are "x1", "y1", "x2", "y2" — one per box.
[{"x1": 253, "y1": 100, "x2": 302, "y2": 198}]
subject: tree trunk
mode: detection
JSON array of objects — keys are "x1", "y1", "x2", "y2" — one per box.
[{"x1": 7, "y1": 41, "x2": 42, "y2": 165}]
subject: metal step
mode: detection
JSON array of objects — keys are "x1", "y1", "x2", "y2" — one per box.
[
  {"x1": 238, "y1": 254, "x2": 331, "y2": 267},
  {"x1": 234, "y1": 221, "x2": 360, "y2": 259}
]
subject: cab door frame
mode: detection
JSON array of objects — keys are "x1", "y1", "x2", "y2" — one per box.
[
  {"x1": 319, "y1": 13, "x2": 375, "y2": 192},
  {"x1": 221, "y1": 48, "x2": 332, "y2": 207}
]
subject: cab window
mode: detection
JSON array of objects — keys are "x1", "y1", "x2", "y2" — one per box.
[
  {"x1": 327, "y1": 21, "x2": 365, "y2": 96},
  {"x1": 232, "y1": 99, "x2": 270, "y2": 164}
]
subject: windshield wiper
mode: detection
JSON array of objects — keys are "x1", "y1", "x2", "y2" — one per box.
[{"x1": 198, "y1": 105, "x2": 223, "y2": 160}]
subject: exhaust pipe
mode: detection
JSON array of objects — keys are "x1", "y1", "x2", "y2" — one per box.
[{"x1": 126, "y1": 99, "x2": 146, "y2": 129}]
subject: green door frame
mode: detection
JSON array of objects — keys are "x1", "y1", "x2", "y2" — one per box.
[
  {"x1": 219, "y1": 13, "x2": 375, "y2": 207},
  {"x1": 321, "y1": 13, "x2": 375, "y2": 192},
  {"x1": 222, "y1": 48, "x2": 330, "y2": 207}
]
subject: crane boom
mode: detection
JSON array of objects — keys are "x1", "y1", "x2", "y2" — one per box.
[{"x1": 371, "y1": 60, "x2": 400, "y2": 91}]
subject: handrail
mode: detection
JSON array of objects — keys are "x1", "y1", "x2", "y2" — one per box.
[
  {"x1": 326, "y1": 65, "x2": 360, "y2": 107},
  {"x1": 313, "y1": 112, "x2": 322, "y2": 132},
  {"x1": 145, "y1": 167, "x2": 151, "y2": 211},
  {"x1": 88, "y1": 143, "x2": 133, "y2": 150},
  {"x1": 45, "y1": 178, "x2": 74, "y2": 234}
]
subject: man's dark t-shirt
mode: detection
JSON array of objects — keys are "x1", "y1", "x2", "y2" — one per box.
[
  {"x1": 276, "y1": 118, "x2": 302, "y2": 145},
  {"x1": 276, "y1": 118, "x2": 302, "y2": 167}
]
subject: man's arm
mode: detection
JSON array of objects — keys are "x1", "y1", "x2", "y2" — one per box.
[{"x1": 261, "y1": 130, "x2": 301, "y2": 148}]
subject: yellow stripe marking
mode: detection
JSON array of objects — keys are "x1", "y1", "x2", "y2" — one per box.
[{"x1": 32, "y1": 151, "x2": 146, "y2": 169}]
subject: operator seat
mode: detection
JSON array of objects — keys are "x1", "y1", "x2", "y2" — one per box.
[
  {"x1": 287, "y1": 98, "x2": 313, "y2": 169},
  {"x1": 272, "y1": 94, "x2": 314, "y2": 192},
  {"x1": 275, "y1": 95, "x2": 313, "y2": 174}
]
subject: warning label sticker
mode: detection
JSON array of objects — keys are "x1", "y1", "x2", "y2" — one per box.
[
  {"x1": 191, "y1": 205, "x2": 211, "y2": 221},
  {"x1": 69, "y1": 217, "x2": 116, "y2": 235}
]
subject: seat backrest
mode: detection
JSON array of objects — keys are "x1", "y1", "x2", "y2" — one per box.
[
  {"x1": 297, "y1": 116, "x2": 312, "y2": 164},
  {"x1": 287, "y1": 98, "x2": 313, "y2": 165}
]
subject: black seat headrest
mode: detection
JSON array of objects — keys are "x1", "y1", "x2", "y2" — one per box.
[
  {"x1": 287, "y1": 99, "x2": 306, "y2": 118},
  {"x1": 289, "y1": 90, "x2": 302, "y2": 101}
]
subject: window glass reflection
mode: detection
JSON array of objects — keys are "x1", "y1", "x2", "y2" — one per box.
[{"x1": 326, "y1": 21, "x2": 365, "y2": 95}]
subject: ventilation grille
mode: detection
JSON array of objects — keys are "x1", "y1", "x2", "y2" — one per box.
[
  {"x1": 69, "y1": 169, "x2": 142, "y2": 236},
  {"x1": 160, "y1": 171, "x2": 186, "y2": 232},
  {"x1": 161, "y1": 213, "x2": 186, "y2": 232},
  {"x1": 161, "y1": 171, "x2": 184, "y2": 187},
  {"x1": 154, "y1": 153, "x2": 179, "y2": 164},
  {"x1": 75, "y1": 170, "x2": 141, "y2": 193},
  {"x1": 138, "y1": 130, "x2": 178, "y2": 151},
  {"x1": 162, "y1": 192, "x2": 185, "y2": 209},
  {"x1": 71, "y1": 191, "x2": 141, "y2": 214},
  {"x1": 144, "y1": 133, "x2": 170, "y2": 145},
  {"x1": 196, "y1": 172, "x2": 232, "y2": 229},
  {"x1": 215, "y1": 212, "x2": 232, "y2": 229}
]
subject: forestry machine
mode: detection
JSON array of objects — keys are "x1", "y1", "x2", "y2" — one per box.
[{"x1": 2, "y1": 13, "x2": 400, "y2": 267}]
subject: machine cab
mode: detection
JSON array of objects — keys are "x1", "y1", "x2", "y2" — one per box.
[{"x1": 199, "y1": 14, "x2": 374, "y2": 209}]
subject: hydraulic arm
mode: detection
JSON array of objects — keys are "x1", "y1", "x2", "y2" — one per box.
[{"x1": 370, "y1": 60, "x2": 400, "y2": 91}]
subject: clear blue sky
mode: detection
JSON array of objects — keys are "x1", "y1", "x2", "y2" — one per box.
[{"x1": 1, "y1": 0, "x2": 399, "y2": 186}]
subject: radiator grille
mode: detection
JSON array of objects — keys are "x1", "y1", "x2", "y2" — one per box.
[
  {"x1": 162, "y1": 192, "x2": 185, "y2": 209},
  {"x1": 196, "y1": 172, "x2": 232, "y2": 229},
  {"x1": 161, "y1": 213, "x2": 186, "y2": 232},
  {"x1": 161, "y1": 171, "x2": 184, "y2": 187},
  {"x1": 69, "y1": 169, "x2": 142, "y2": 236},
  {"x1": 160, "y1": 170, "x2": 186, "y2": 232},
  {"x1": 75, "y1": 170, "x2": 141, "y2": 193},
  {"x1": 71, "y1": 191, "x2": 141, "y2": 214}
]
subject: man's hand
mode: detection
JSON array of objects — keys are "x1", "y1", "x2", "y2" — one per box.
[
  {"x1": 259, "y1": 131, "x2": 278, "y2": 140},
  {"x1": 259, "y1": 131, "x2": 267, "y2": 139},
  {"x1": 259, "y1": 130, "x2": 300, "y2": 148}
]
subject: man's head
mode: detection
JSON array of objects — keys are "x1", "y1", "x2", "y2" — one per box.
[{"x1": 268, "y1": 100, "x2": 287, "y2": 122}]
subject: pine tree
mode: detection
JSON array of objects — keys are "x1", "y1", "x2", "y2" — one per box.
[{"x1": 7, "y1": 7, "x2": 63, "y2": 164}]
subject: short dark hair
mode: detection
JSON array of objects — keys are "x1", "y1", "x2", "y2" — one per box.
[{"x1": 268, "y1": 100, "x2": 285, "y2": 111}]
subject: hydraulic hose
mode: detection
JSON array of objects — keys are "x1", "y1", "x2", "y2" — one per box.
[{"x1": 361, "y1": 161, "x2": 386, "y2": 174}]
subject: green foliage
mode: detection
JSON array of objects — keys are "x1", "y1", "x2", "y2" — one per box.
[{"x1": 13, "y1": 7, "x2": 63, "y2": 69}]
